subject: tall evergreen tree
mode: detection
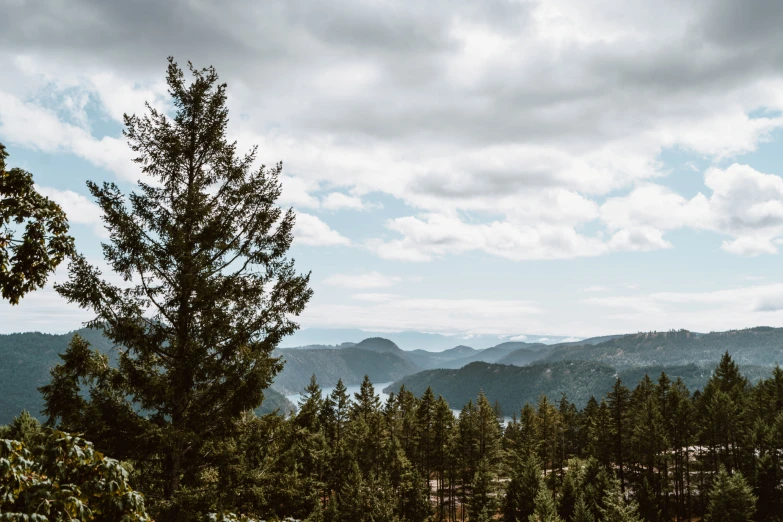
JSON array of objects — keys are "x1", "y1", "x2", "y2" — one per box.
[
  {"x1": 40, "y1": 58, "x2": 312, "y2": 519},
  {"x1": 607, "y1": 378, "x2": 631, "y2": 491},
  {"x1": 504, "y1": 454, "x2": 543, "y2": 522}
]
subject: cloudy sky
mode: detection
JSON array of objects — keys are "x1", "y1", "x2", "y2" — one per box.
[{"x1": 3, "y1": 0, "x2": 783, "y2": 339}]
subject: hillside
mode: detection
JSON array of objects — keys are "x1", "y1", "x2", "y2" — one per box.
[
  {"x1": 496, "y1": 347, "x2": 551, "y2": 366},
  {"x1": 0, "y1": 329, "x2": 295, "y2": 424},
  {"x1": 386, "y1": 359, "x2": 775, "y2": 414},
  {"x1": 0, "y1": 329, "x2": 115, "y2": 424},
  {"x1": 386, "y1": 360, "x2": 618, "y2": 413},
  {"x1": 273, "y1": 345, "x2": 420, "y2": 394},
  {"x1": 543, "y1": 327, "x2": 783, "y2": 369},
  {"x1": 406, "y1": 341, "x2": 551, "y2": 370}
]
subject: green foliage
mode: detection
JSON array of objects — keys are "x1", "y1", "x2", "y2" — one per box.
[
  {"x1": 39, "y1": 58, "x2": 312, "y2": 520},
  {"x1": 504, "y1": 454, "x2": 542, "y2": 521},
  {"x1": 0, "y1": 142, "x2": 75, "y2": 305},
  {"x1": 599, "y1": 479, "x2": 642, "y2": 522},
  {"x1": 528, "y1": 485, "x2": 563, "y2": 522},
  {"x1": 0, "y1": 429, "x2": 150, "y2": 521},
  {"x1": 704, "y1": 467, "x2": 756, "y2": 522}
]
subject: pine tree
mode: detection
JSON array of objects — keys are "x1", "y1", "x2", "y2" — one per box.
[
  {"x1": 571, "y1": 495, "x2": 594, "y2": 522},
  {"x1": 297, "y1": 374, "x2": 324, "y2": 432},
  {"x1": 528, "y1": 484, "x2": 563, "y2": 522},
  {"x1": 704, "y1": 467, "x2": 756, "y2": 522},
  {"x1": 39, "y1": 58, "x2": 312, "y2": 519},
  {"x1": 503, "y1": 454, "x2": 543, "y2": 522},
  {"x1": 0, "y1": 142, "x2": 74, "y2": 304},
  {"x1": 600, "y1": 479, "x2": 642, "y2": 522},
  {"x1": 607, "y1": 378, "x2": 631, "y2": 491}
]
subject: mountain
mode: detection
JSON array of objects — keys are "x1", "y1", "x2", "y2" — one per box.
[
  {"x1": 386, "y1": 360, "x2": 618, "y2": 413},
  {"x1": 278, "y1": 328, "x2": 579, "y2": 351},
  {"x1": 352, "y1": 337, "x2": 404, "y2": 354},
  {"x1": 386, "y1": 360, "x2": 775, "y2": 414},
  {"x1": 542, "y1": 327, "x2": 783, "y2": 369},
  {"x1": 497, "y1": 346, "x2": 551, "y2": 366},
  {"x1": 0, "y1": 328, "x2": 116, "y2": 425},
  {"x1": 273, "y1": 343, "x2": 420, "y2": 394},
  {"x1": 404, "y1": 345, "x2": 480, "y2": 369},
  {"x1": 460, "y1": 341, "x2": 548, "y2": 364},
  {"x1": 406, "y1": 341, "x2": 550, "y2": 370},
  {"x1": 0, "y1": 328, "x2": 295, "y2": 425}
]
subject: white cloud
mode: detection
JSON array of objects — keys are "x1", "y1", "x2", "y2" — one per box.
[
  {"x1": 599, "y1": 164, "x2": 783, "y2": 256},
  {"x1": 321, "y1": 192, "x2": 374, "y2": 211},
  {"x1": 0, "y1": 90, "x2": 139, "y2": 182},
  {"x1": 278, "y1": 175, "x2": 321, "y2": 209},
  {"x1": 35, "y1": 185, "x2": 106, "y2": 237},
  {"x1": 583, "y1": 285, "x2": 610, "y2": 293},
  {"x1": 293, "y1": 213, "x2": 350, "y2": 246},
  {"x1": 301, "y1": 296, "x2": 543, "y2": 335},
  {"x1": 6, "y1": 0, "x2": 783, "y2": 265},
  {"x1": 584, "y1": 283, "x2": 783, "y2": 333},
  {"x1": 323, "y1": 271, "x2": 401, "y2": 289},
  {"x1": 371, "y1": 213, "x2": 608, "y2": 261}
]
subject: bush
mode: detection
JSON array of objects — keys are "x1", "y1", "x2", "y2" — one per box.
[{"x1": 0, "y1": 429, "x2": 150, "y2": 521}]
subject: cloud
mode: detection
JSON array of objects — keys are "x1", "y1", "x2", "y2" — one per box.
[
  {"x1": 0, "y1": 90, "x2": 139, "y2": 182},
  {"x1": 584, "y1": 283, "x2": 783, "y2": 333},
  {"x1": 599, "y1": 164, "x2": 783, "y2": 256},
  {"x1": 583, "y1": 285, "x2": 610, "y2": 293},
  {"x1": 34, "y1": 185, "x2": 106, "y2": 237},
  {"x1": 5, "y1": 0, "x2": 783, "y2": 261},
  {"x1": 301, "y1": 295, "x2": 543, "y2": 335},
  {"x1": 370, "y1": 213, "x2": 608, "y2": 261},
  {"x1": 293, "y1": 213, "x2": 350, "y2": 246},
  {"x1": 323, "y1": 271, "x2": 401, "y2": 289},
  {"x1": 321, "y1": 192, "x2": 375, "y2": 211}
]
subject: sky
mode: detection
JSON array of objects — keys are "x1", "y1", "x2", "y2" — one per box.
[{"x1": 3, "y1": 0, "x2": 783, "y2": 341}]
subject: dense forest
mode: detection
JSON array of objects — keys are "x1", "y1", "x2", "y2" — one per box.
[
  {"x1": 3, "y1": 353, "x2": 780, "y2": 521},
  {"x1": 3, "y1": 59, "x2": 783, "y2": 521},
  {"x1": 390, "y1": 359, "x2": 776, "y2": 413}
]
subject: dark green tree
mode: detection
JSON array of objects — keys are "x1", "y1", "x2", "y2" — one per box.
[
  {"x1": 40, "y1": 58, "x2": 312, "y2": 519},
  {"x1": 704, "y1": 466, "x2": 756, "y2": 522},
  {"x1": 607, "y1": 378, "x2": 631, "y2": 491},
  {"x1": 528, "y1": 484, "x2": 563, "y2": 522},
  {"x1": 503, "y1": 454, "x2": 542, "y2": 522},
  {"x1": 0, "y1": 142, "x2": 74, "y2": 304}
]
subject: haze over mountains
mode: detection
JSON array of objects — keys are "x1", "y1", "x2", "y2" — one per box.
[{"x1": 2, "y1": 326, "x2": 782, "y2": 424}]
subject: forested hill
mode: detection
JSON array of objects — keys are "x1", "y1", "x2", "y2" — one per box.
[
  {"x1": 0, "y1": 329, "x2": 295, "y2": 424},
  {"x1": 542, "y1": 327, "x2": 783, "y2": 368},
  {"x1": 273, "y1": 345, "x2": 420, "y2": 394},
  {"x1": 387, "y1": 360, "x2": 774, "y2": 413}
]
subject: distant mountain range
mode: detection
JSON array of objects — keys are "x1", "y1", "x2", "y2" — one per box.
[
  {"x1": 278, "y1": 328, "x2": 579, "y2": 351},
  {"x1": 541, "y1": 328, "x2": 783, "y2": 369},
  {"x1": 384, "y1": 359, "x2": 777, "y2": 414},
  {"x1": 0, "y1": 328, "x2": 296, "y2": 425},
  {"x1": 3, "y1": 326, "x2": 783, "y2": 425}
]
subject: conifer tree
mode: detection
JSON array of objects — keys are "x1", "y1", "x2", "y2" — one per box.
[
  {"x1": 571, "y1": 495, "x2": 594, "y2": 522},
  {"x1": 40, "y1": 58, "x2": 312, "y2": 519},
  {"x1": 704, "y1": 466, "x2": 756, "y2": 522},
  {"x1": 607, "y1": 379, "x2": 631, "y2": 491},
  {"x1": 528, "y1": 484, "x2": 563, "y2": 522},
  {"x1": 504, "y1": 454, "x2": 543, "y2": 522},
  {"x1": 599, "y1": 479, "x2": 642, "y2": 522}
]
